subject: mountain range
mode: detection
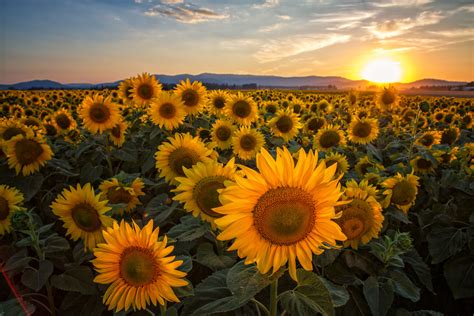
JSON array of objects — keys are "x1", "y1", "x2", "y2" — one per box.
[{"x1": 0, "y1": 73, "x2": 469, "y2": 90}]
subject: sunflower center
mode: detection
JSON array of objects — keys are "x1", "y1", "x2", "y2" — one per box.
[
  {"x1": 182, "y1": 89, "x2": 199, "y2": 107},
  {"x1": 276, "y1": 116, "x2": 293, "y2": 133},
  {"x1": 0, "y1": 197, "x2": 9, "y2": 221},
  {"x1": 168, "y1": 147, "x2": 199, "y2": 176},
  {"x1": 2, "y1": 127, "x2": 25, "y2": 141},
  {"x1": 138, "y1": 84, "x2": 154, "y2": 100},
  {"x1": 239, "y1": 134, "x2": 257, "y2": 151},
  {"x1": 107, "y1": 187, "x2": 132, "y2": 204},
  {"x1": 391, "y1": 180, "x2": 417, "y2": 206},
  {"x1": 14, "y1": 139, "x2": 44, "y2": 165},
  {"x1": 352, "y1": 122, "x2": 371, "y2": 138},
  {"x1": 120, "y1": 247, "x2": 159, "y2": 287},
  {"x1": 215, "y1": 126, "x2": 231, "y2": 141},
  {"x1": 420, "y1": 134, "x2": 434, "y2": 146},
  {"x1": 307, "y1": 118, "x2": 325, "y2": 132},
  {"x1": 89, "y1": 103, "x2": 111, "y2": 123},
  {"x1": 381, "y1": 91, "x2": 395, "y2": 105},
  {"x1": 319, "y1": 131, "x2": 340, "y2": 149},
  {"x1": 111, "y1": 125, "x2": 121, "y2": 138},
  {"x1": 55, "y1": 113, "x2": 71, "y2": 129},
  {"x1": 45, "y1": 124, "x2": 57, "y2": 136},
  {"x1": 159, "y1": 103, "x2": 176, "y2": 119},
  {"x1": 254, "y1": 187, "x2": 315, "y2": 245},
  {"x1": 266, "y1": 104, "x2": 277, "y2": 114},
  {"x1": 416, "y1": 158, "x2": 432, "y2": 170},
  {"x1": 213, "y1": 97, "x2": 226, "y2": 109},
  {"x1": 71, "y1": 203, "x2": 102, "y2": 232},
  {"x1": 232, "y1": 101, "x2": 251, "y2": 118},
  {"x1": 336, "y1": 200, "x2": 372, "y2": 240},
  {"x1": 193, "y1": 176, "x2": 227, "y2": 218}
]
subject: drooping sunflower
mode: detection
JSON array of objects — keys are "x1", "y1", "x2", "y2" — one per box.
[
  {"x1": 348, "y1": 117, "x2": 379, "y2": 145},
  {"x1": 415, "y1": 131, "x2": 441, "y2": 148},
  {"x1": 5, "y1": 132, "x2": 53, "y2": 176},
  {"x1": 108, "y1": 120, "x2": 128, "y2": 147},
  {"x1": 304, "y1": 116, "x2": 326, "y2": 134},
  {"x1": 226, "y1": 93, "x2": 258, "y2": 126},
  {"x1": 173, "y1": 159, "x2": 237, "y2": 226},
  {"x1": 268, "y1": 108, "x2": 302, "y2": 142},
  {"x1": 92, "y1": 220, "x2": 188, "y2": 312},
  {"x1": 382, "y1": 173, "x2": 419, "y2": 213},
  {"x1": 323, "y1": 152, "x2": 349, "y2": 177},
  {"x1": 377, "y1": 86, "x2": 399, "y2": 111},
  {"x1": 355, "y1": 156, "x2": 384, "y2": 176},
  {"x1": 441, "y1": 127, "x2": 460, "y2": 145},
  {"x1": 207, "y1": 90, "x2": 229, "y2": 116},
  {"x1": 99, "y1": 178, "x2": 145, "y2": 215},
  {"x1": 214, "y1": 147, "x2": 346, "y2": 280},
  {"x1": 51, "y1": 183, "x2": 114, "y2": 251},
  {"x1": 155, "y1": 133, "x2": 215, "y2": 185},
  {"x1": 410, "y1": 156, "x2": 437, "y2": 174},
  {"x1": 149, "y1": 92, "x2": 186, "y2": 130},
  {"x1": 0, "y1": 185, "x2": 25, "y2": 236},
  {"x1": 211, "y1": 119, "x2": 235, "y2": 150},
  {"x1": 118, "y1": 78, "x2": 134, "y2": 104},
  {"x1": 314, "y1": 125, "x2": 346, "y2": 152},
  {"x1": 52, "y1": 109, "x2": 77, "y2": 133},
  {"x1": 232, "y1": 126, "x2": 265, "y2": 161},
  {"x1": 79, "y1": 94, "x2": 122, "y2": 134},
  {"x1": 131, "y1": 73, "x2": 162, "y2": 107},
  {"x1": 174, "y1": 79, "x2": 207, "y2": 115}
]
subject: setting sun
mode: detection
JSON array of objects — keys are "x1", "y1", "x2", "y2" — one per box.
[{"x1": 361, "y1": 58, "x2": 402, "y2": 83}]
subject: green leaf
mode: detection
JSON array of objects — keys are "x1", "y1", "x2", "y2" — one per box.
[
  {"x1": 80, "y1": 162, "x2": 103, "y2": 184},
  {"x1": 51, "y1": 266, "x2": 97, "y2": 295},
  {"x1": 113, "y1": 142, "x2": 137, "y2": 162},
  {"x1": 4, "y1": 249, "x2": 32, "y2": 272},
  {"x1": 176, "y1": 255, "x2": 193, "y2": 273},
  {"x1": 389, "y1": 270, "x2": 420, "y2": 302},
  {"x1": 427, "y1": 226, "x2": 466, "y2": 264},
  {"x1": 319, "y1": 277, "x2": 349, "y2": 307},
  {"x1": 226, "y1": 261, "x2": 273, "y2": 304},
  {"x1": 21, "y1": 260, "x2": 54, "y2": 291},
  {"x1": 292, "y1": 269, "x2": 335, "y2": 316},
  {"x1": 167, "y1": 215, "x2": 209, "y2": 242},
  {"x1": 13, "y1": 173, "x2": 44, "y2": 202},
  {"x1": 196, "y1": 242, "x2": 235, "y2": 271},
  {"x1": 280, "y1": 290, "x2": 330, "y2": 316},
  {"x1": 403, "y1": 250, "x2": 434, "y2": 293},
  {"x1": 192, "y1": 296, "x2": 245, "y2": 315},
  {"x1": 0, "y1": 298, "x2": 36, "y2": 316},
  {"x1": 363, "y1": 276, "x2": 394, "y2": 316},
  {"x1": 44, "y1": 235, "x2": 70, "y2": 254},
  {"x1": 443, "y1": 255, "x2": 474, "y2": 299}
]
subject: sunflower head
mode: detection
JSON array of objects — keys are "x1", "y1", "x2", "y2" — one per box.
[
  {"x1": 79, "y1": 94, "x2": 122, "y2": 134},
  {"x1": 324, "y1": 152, "x2": 349, "y2": 177},
  {"x1": 149, "y1": 92, "x2": 186, "y2": 130},
  {"x1": 99, "y1": 178, "x2": 144, "y2": 215},
  {"x1": 441, "y1": 127, "x2": 460, "y2": 145},
  {"x1": 232, "y1": 127, "x2": 265, "y2": 160},
  {"x1": 382, "y1": 173, "x2": 419, "y2": 213},
  {"x1": 410, "y1": 156, "x2": 437, "y2": 174},
  {"x1": 211, "y1": 119, "x2": 235, "y2": 150},
  {"x1": 268, "y1": 109, "x2": 302, "y2": 142},
  {"x1": 207, "y1": 90, "x2": 229, "y2": 116},
  {"x1": 416, "y1": 131, "x2": 441, "y2": 148},
  {"x1": 118, "y1": 78, "x2": 134, "y2": 103},
  {"x1": 314, "y1": 125, "x2": 346, "y2": 152},
  {"x1": 175, "y1": 79, "x2": 207, "y2": 115},
  {"x1": 227, "y1": 93, "x2": 258, "y2": 126},
  {"x1": 348, "y1": 117, "x2": 379, "y2": 145},
  {"x1": 0, "y1": 185, "x2": 25, "y2": 236},
  {"x1": 131, "y1": 73, "x2": 162, "y2": 107}
]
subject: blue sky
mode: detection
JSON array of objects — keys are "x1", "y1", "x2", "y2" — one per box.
[{"x1": 0, "y1": 0, "x2": 473, "y2": 83}]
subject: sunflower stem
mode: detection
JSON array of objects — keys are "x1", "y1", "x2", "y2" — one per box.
[
  {"x1": 160, "y1": 302, "x2": 167, "y2": 315},
  {"x1": 251, "y1": 298, "x2": 270, "y2": 316},
  {"x1": 269, "y1": 278, "x2": 278, "y2": 316}
]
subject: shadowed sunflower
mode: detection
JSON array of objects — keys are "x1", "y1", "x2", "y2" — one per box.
[
  {"x1": 108, "y1": 120, "x2": 128, "y2": 147},
  {"x1": 268, "y1": 108, "x2": 302, "y2": 142},
  {"x1": 0, "y1": 119, "x2": 30, "y2": 141},
  {"x1": 214, "y1": 147, "x2": 346, "y2": 280},
  {"x1": 92, "y1": 220, "x2": 188, "y2": 312},
  {"x1": 232, "y1": 126, "x2": 265, "y2": 161},
  {"x1": 51, "y1": 183, "x2": 114, "y2": 251},
  {"x1": 377, "y1": 86, "x2": 399, "y2": 111},
  {"x1": 173, "y1": 159, "x2": 236, "y2": 227},
  {"x1": 155, "y1": 133, "x2": 215, "y2": 185},
  {"x1": 79, "y1": 94, "x2": 122, "y2": 134},
  {"x1": 0, "y1": 185, "x2": 25, "y2": 236},
  {"x1": 207, "y1": 90, "x2": 229, "y2": 116},
  {"x1": 314, "y1": 125, "x2": 346, "y2": 152},
  {"x1": 355, "y1": 156, "x2": 384, "y2": 176},
  {"x1": 410, "y1": 156, "x2": 438, "y2": 174},
  {"x1": 131, "y1": 73, "x2": 162, "y2": 107},
  {"x1": 382, "y1": 173, "x2": 419, "y2": 213},
  {"x1": 118, "y1": 78, "x2": 134, "y2": 104},
  {"x1": 226, "y1": 93, "x2": 258, "y2": 126},
  {"x1": 304, "y1": 116, "x2": 326, "y2": 134},
  {"x1": 149, "y1": 92, "x2": 186, "y2": 130},
  {"x1": 348, "y1": 117, "x2": 379, "y2": 145},
  {"x1": 323, "y1": 152, "x2": 349, "y2": 177},
  {"x1": 335, "y1": 180, "x2": 383, "y2": 249},
  {"x1": 415, "y1": 131, "x2": 441, "y2": 148},
  {"x1": 441, "y1": 127, "x2": 460, "y2": 145},
  {"x1": 174, "y1": 79, "x2": 207, "y2": 115},
  {"x1": 99, "y1": 178, "x2": 145, "y2": 215},
  {"x1": 5, "y1": 132, "x2": 53, "y2": 176},
  {"x1": 52, "y1": 109, "x2": 77, "y2": 133},
  {"x1": 211, "y1": 119, "x2": 235, "y2": 150}
]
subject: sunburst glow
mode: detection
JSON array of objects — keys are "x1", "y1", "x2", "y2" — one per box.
[{"x1": 361, "y1": 58, "x2": 402, "y2": 83}]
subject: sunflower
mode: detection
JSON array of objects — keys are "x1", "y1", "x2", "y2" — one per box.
[
  {"x1": 79, "y1": 94, "x2": 122, "y2": 134},
  {"x1": 382, "y1": 173, "x2": 419, "y2": 213},
  {"x1": 174, "y1": 79, "x2": 207, "y2": 115},
  {"x1": 131, "y1": 73, "x2": 162, "y2": 107},
  {"x1": 155, "y1": 133, "x2": 215, "y2": 185},
  {"x1": 432, "y1": 110, "x2": 445, "y2": 123},
  {"x1": 415, "y1": 131, "x2": 441, "y2": 148},
  {"x1": 0, "y1": 185, "x2": 25, "y2": 236},
  {"x1": 268, "y1": 108, "x2": 302, "y2": 142},
  {"x1": 52, "y1": 109, "x2": 77, "y2": 133},
  {"x1": 314, "y1": 125, "x2": 346, "y2": 152},
  {"x1": 441, "y1": 127, "x2": 460, "y2": 145},
  {"x1": 348, "y1": 117, "x2": 379, "y2": 145},
  {"x1": 118, "y1": 78, "x2": 134, "y2": 103},
  {"x1": 173, "y1": 159, "x2": 236, "y2": 226},
  {"x1": 211, "y1": 119, "x2": 235, "y2": 150},
  {"x1": 377, "y1": 86, "x2": 399, "y2": 111},
  {"x1": 355, "y1": 156, "x2": 384, "y2": 176},
  {"x1": 323, "y1": 152, "x2": 349, "y2": 177},
  {"x1": 335, "y1": 180, "x2": 383, "y2": 249},
  {"x1": 207, "y1": 90, "x2": 229, "y2": 116},
  {"x1": 232, "y1": 126, "x2": 265, "y2": 161},
  {"x1": 226, "y1": 93, "x2": 258, "y2": 126},
  {"x1": 214, "y1": 147, "x2": 346, "y2": 280},
  {"x1": 0, "y1": 119, "x2": 30, "y2": 141},
  {"x1": 304, "y1": 116, "x2": 326, "y2": 134},
  {"x1": 5, "y1": 132, "x2": 53, "y2": 176},
  {"x1": 92, "y1": 220, "x2": 188, "y2": 312},
  {"x1": 149, "y1": 92, "x2": 186, "y2": 130},
  {"x1": 99, "y1": 178, "x2": 145, "y2": 215},
  {"x1": 51, "y1": 183, "x2": 114, "y2": 251},
  {"x1": 108, "y1": 120, "x2": 128, "y2": 147},
  {"x1": 410, "y1": 156, "x2": 437, "y2": 174}
]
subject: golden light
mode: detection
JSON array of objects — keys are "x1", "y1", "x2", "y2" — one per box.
[{"x1": 361, "y1": 58, "x2": 402, "y2": 83}]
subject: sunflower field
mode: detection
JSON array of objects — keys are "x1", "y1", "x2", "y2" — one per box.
[{"x1": 0, "y1": 73, "x2": 473, "y2": 316}]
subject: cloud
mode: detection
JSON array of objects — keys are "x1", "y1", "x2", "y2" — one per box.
[
  {"x1": 278, "y1": 15, "x2": 291, "y2": 20},
  {"x1": 258, "y1": 23, "x2": 284, "y2": 32},
  {"x1": 371, "y1": 0, "x2": 433, "y2": 8},
  {"x1": 311, "y1": 11, "x2": 376, "y2": 30},
  {"x1": 254, "y1": 34, "x2": 350, "y2": 62},
  {"x1": 253, "y1": 0, "x2": 279, "y2": 9},
  {"x1": 430, "y1": 28, "x2": 474, "y2": 38},
  {"x1": 144, "y1": 2, "x2": 228, "y2": 23}
]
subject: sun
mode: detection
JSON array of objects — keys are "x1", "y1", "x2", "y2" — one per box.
[{"x1": 361, "y1": 58, "x2": 402, "y2": 83}]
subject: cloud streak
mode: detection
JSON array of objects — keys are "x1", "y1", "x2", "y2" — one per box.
[{"x1": 144, "y1": 2, "x2": 228, "y2": 23}]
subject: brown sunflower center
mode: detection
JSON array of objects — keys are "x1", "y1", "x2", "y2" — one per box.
[
  {"x1": 213, "y1": 97, "x2": 226, "y2": 109},
  {"x1": 14, "y1": 139, "x2": 44, "y2": 165},
  {"x1": 254, "y1": 187, "x2": 315, "y2": 245},
  {"x1": 193, "y1": 176, "x2": 227, "y2": 218},
  {"x1": 159, "y1": 103, "x2": 177, "y2": 119},
  {"x1": 266, "y1": 104, "x2": 277, "y2": 114},
  {"x1": 232, "y1": 100, "x2": 251, "y2": 118},
  {"x1": 0, "y1": 197, "x2": 9, "y2": 221},
  {"x1": 319, "y1": 130, "x2": 340, "y2": 149},
  {"x1": 239, "y1": 134, "x2": 257, "y2": 151},
  {"x1": 420, "y1": 134, "x2": 434, "y2": 146},
  {"x1": 381, "y1": 91, "x2": 395, "y2": 105},
  {"x1": 71, "y1": 203, "x2": 102, "y2": 232},
  {"x1": 107, "y1": 187, "x2": 132, "y2": 204},
  {"x1": 416, "y1": 158, "x2": 432, "y2": 170},
  {"x1": 391, "y1": 180, "x2": 417, "y2": 206},
  {"x1": 111, "y1": 125, "x2": 121, "y2": 138},
  {"x1": 168, "y1": 147, "x2": 200, "y2": 176},
  {"x1": 138, "y1": 84, "x2": 154, "y2": 100},
  {"x1": 182, "y1": 89, "x2": 199, "y2": 107},
  {"x1": 45, "y1": 124, "x2": 57, "y2": 136},
  {"x1": 215, "y1": 126, "x2": 231, "y2": 141},
  {"x1": 120, "y1": 247, "x2": 159, "y2": 287},
  {"x1": 3, "y1": 127, "x2": 26, "y2": 141},
  {"x1": 89, "y1": 103, "x2": 111, "y2": 123},
  {"x1": 276, "y1": 116, "x2": 293, "y2": 133},
  {"x1": 352, "y1": 122, "x2": 372, "y2": 138},
  {"x1": 441, "y1": 129, "x2": 458, "y2": 145},
  {"x1": 336, "y1": 200, "x2": 372, "y2": 240},
  {"x1": 55, "y1": 113, "x2": 71, "y2": 129},
  {"x1": 307, "y1": 118, "x2": 325, "y2": 132}
]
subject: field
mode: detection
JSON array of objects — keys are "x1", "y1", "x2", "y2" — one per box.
[{"x1": 0, "y1": 75, "x2": 473, "y2": 316}]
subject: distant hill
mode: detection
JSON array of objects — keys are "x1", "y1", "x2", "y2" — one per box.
[{"x1": 0, "y1": 74, "x2": 469, "y2": 90}]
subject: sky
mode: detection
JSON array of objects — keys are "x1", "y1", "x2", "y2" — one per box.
[{"x1": 0, "y1": 0, "x2": 473, "y2": 84}]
